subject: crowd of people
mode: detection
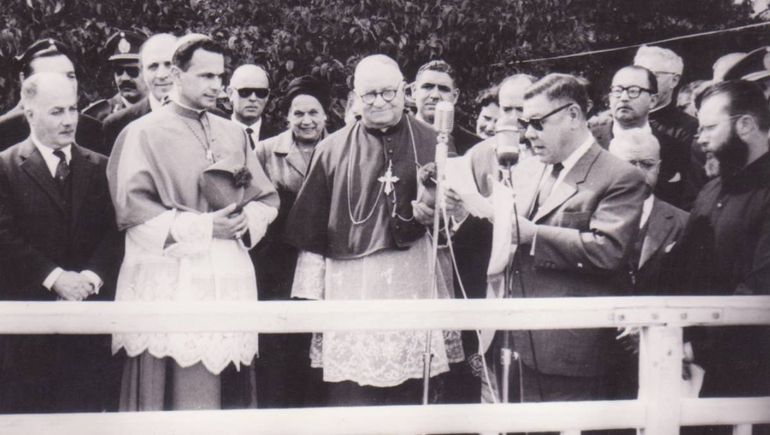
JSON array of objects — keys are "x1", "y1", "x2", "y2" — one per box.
[{"x1": 0, "y1": 28, "x2": 768, "y2": 434}]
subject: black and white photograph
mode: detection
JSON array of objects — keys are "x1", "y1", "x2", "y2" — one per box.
[{"x1": 0, "y1": 0, "x2": 768, "y2": 433}]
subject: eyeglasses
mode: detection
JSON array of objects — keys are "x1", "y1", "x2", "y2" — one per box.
[
  {"x1": 359, "y1": 88, "x2": 399, "y2": 105},
  {"x1": 114, "y1": 66, "x2": 140, "y2": 78},
  {"x1": 696, "y1": 114, "x2": 744, "y2": 137},
  {"x1": 609, "y1": 85, "x2": 654, "y2": 99},
  {"x1": 517, "y1": 103, "x2": 573, "y2": 131},
  {"x1": 237, "y1": 87, "x2": 270, "y2": 99}
]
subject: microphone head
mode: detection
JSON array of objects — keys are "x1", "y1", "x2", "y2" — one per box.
[
  {"x1": 433, "y1": 101, "x2": 455, "y2": 135},
  {"x1": 495, "y1": 125, "x2": 520, "y2": 168}
]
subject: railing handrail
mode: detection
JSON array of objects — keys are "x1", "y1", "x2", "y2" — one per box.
[{"x1": 0, "y1": 295, "x2": 767, "y2": 334}]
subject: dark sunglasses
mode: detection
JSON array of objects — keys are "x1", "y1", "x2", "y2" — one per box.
[
  {"x1": 237, "y1": 87, "x2": 270, "y2": 99},
  {"x1": 517, "y1": 103, "x2": 573, "y2": 131},
  {"x1": 113, "y1": 66, "x2": 140, "y2": 78}
]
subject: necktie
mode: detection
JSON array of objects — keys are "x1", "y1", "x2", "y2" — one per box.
[
  {"x1": 53, "y1": 149, "x2": 70, "y2": 183},
  {"x1": 530, "y1": 162, "x2": 564, "y2": 218},
  {"x1": 245, "y1": 127, "x2": 256, "y2": 150}
]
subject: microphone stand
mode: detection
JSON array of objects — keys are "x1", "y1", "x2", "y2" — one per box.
[{"x1": 422, "y1": 132, "x2": 449, "y2": 406}]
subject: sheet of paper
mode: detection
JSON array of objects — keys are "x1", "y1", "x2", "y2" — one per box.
[{"x1": 445, "y1": 156, "x2": 494, "y2": 219}]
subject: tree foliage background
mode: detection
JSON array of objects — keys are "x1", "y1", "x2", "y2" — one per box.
[{"x1": 0, "y1": 0, "x2": 767, "y2": 131}]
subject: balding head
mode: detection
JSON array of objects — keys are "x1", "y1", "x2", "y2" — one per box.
[
  {"x1": 140, "y1": 33, "x2": 177, "y2": 100},
  {"x1": 497, "y1": 74, "x2": 537, "y2": 128},
  {"x1": 609, "y1": 128, "x2": 661, "y2": 189},
  {"x1": 354, "y1": 55, "x2": 406, "y2": 129},
  {"x1": 227, "y1": 64, "x2": 270, "y2": 125},
  {"x1": 21, "y1": 73, "x2": 78, "y2": 149}
]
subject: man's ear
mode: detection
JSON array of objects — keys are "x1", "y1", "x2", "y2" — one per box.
[
  {"x1": 736, "y1": 114, "x2": 757, "y2": 137},
  {"x1": 672, "y1": 74, "x2": 681, "y2": 88},
  {"x1": 451, "y1": 88, "x2": 460, "y2": 104},
  {"x1": 650, "y1": 93, "x2": 660, "y2": 110}
]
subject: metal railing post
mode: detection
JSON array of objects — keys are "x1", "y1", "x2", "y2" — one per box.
[{"x1": 638, "y1": 325, "x2": 683, "y2": 435}]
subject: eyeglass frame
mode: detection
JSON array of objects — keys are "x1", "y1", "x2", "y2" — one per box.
[
  {"x1": 609, "y1": 85, "x2": 655, "y2": 100},
  {"x1": 358, "y1": 83, "x2": 402, "y2": 105},
  {"x1": 517, "y1": 102, "x2": 574, "y2": 131},
  {"x1": 113, "y1": 65, "x2": 140, "y2": 78},
  {"x1": 236, "y1": 87, "x2": 270, "y2": 99}
]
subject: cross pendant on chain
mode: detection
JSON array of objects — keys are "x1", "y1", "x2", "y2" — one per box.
[{"x1": 378, "y1": 160, "x2": 399, "y2": 195}]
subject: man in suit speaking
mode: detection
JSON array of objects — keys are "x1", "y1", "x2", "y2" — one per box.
[{"x1": 498, "y1": 73, "x2": 648, "y2": 403}]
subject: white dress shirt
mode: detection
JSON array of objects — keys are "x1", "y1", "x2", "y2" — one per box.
[{"x1": 231, "y1": 115, "x2": 262, "y2": 148}]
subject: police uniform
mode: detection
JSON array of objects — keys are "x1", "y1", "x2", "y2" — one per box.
[{"x1": 83, "y1": 30, "x2": 146, "y2": 121}]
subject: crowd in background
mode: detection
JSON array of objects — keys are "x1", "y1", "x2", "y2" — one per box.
[{"x1": 0, "y1": 28, "x2": 768, "y2": 435}]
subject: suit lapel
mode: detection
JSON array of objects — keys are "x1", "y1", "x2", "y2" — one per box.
[
  {"x1": 275, "y1": 132, "x2": 307, "y2": 177},
  {"x1": 19, "y1": 140, "x2": 67, "y2": 214},
  {"x1": 533, "y1": 143, "x2": 601, "y2": 222},
  {"x1": 69, "y1": 145, "x2": 96, "y2": 228},
  {"x1": 639, "y1": 198, "x2": 675, "y2": 268},
  {"x1": 514, "y1": 161, "x2": 546, "y2": 219}
]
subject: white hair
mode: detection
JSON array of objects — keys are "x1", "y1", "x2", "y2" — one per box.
[{"x1": 634, "y1": 45, "x2": 684, "y2": 75}]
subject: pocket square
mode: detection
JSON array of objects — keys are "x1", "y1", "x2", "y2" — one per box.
[
  {"x1": 667, "y1": 172, "x2": 681, "y2": 182},
  {"x1": 665, "y1": 241, "x2": 677, "y2": 253}
]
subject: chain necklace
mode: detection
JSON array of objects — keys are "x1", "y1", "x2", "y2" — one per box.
[
  {"x1": 179, "y1": 113, "x2": 215, "y2": 163},
  {"x1": 346, "y1": 117, "x2": 419, "y2": 225}
]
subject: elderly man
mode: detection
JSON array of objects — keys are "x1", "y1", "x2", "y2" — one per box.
[
  {"x1": 253, "y1": 75, "x2": 329, "y2": 408},
  {"x1": 83, "y1": 30, "x2": 148, "y2": 121},
  {"x1": 286, "y1": 54, "x2": 457, "y2": 406},
  {"x1": 607, "y1": 128, "x2": 689, "y2": 401},
  {"x1": 493, "y1": 73, "x2": 647, "y2": 404},
  {"x1": 0, "y1": 73, "x2": 121, "y2": 412},
  {"x1": 227, "y1": 64, "x2": 278, "y2": 148},
  {"x1": 671, "y1": 81, "x2": 770, "y2": 417},
  {"x1": 633, "y1": 45, "x2": 707, "y2": 209},
  {"x1": 102, "y1": 33, "x2": 178, "y2": 154},
  {"x1": 108, "y1": 35, "x2": 278, "y2": 411},
  {"x1": 0, "y1": 39, "x2": 103, "y2": 153},
  {"x1": 412, "y1": 60, "x2": 480, "y2": 155}
]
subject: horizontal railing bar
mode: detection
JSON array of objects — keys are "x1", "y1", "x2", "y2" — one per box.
[
  {"x1": 0, "y1": 402, "x2": 646, "y2": 435},
  {"x1": 0, "y1": 398, "x2": 768, "y2": 435},
  {"x1": 681, "y1": 397, "x2": 770, "y2": 426},
  {"x1": 0, "y1": 296, "x2": 767, "y2": 334}
]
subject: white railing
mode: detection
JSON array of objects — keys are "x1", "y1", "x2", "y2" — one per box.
[{"x1": 0, "y1": 296, "x2": 768, "y2": 435}]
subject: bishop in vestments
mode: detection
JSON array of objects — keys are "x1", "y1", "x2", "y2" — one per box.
[{"x1": 286, "y1": 54, "x2": 462, "y2": 406}]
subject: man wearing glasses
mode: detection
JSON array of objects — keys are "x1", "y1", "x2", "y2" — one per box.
[
  {"x1": 227, "y1": 64, "x2": 278, "y2": 149},
  {"x1": 499, "y1": 73, "x2": 647, "y2": 403},
  {"x1": 83, "y1": 30, "x2": 148, "y2": 122},
  {"x1": 634, "y1": 45, "x2": 707, "y2": 210},
  {"x1": 286, "y1": 54, "x2": 458, "y2": 406}
]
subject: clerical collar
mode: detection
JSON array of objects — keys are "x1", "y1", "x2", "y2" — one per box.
[
  {"x1": 612, "y1": 120, "x2": 652, "y2": 138},
  {"x1": 362, "y1": 114, "x2": 406, "y2": 136},
  {"x1": 170, "y1": 100, "x2": 207, "y2": 120},
  {"x1": 649, "y1": 99, "x2": 672, "y2": 115}
]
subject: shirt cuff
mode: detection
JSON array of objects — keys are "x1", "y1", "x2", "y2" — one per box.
[
  {"x1": 529, "y1": 226, "x2": 538, "y2": 256},
  {"x1": 43, "y1": 267, "x2": 64, "y2": 291},
  {"x1": 239, "y1": 201, "x2": 278, "y2": 249},
  {"x1": 291, "y1": 251, "x2": 326, "y2": 300},
  {"x1": 80, "y1": 270, "x2": 103, "y2": 295}
]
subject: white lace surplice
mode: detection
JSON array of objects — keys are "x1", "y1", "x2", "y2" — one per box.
[
  {"x1": 112, "y1": 204, "x2": 274, "y2": 375},
  {"x1": 294, "y1": 235, "x2": 461, "y2": 388}
]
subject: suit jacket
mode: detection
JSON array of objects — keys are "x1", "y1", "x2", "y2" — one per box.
[
  {"x1": 0, "y1": 139, "x2": 122, "y2": 412},
  {"x1": 629, "y1": 197, "x2": 688, "y2": 295},
  {"x1": 589, "y1": 117, "x2": 705, "y2": 210},
  {"x1": 102, "y1": 97, "x2": 151, "y2": 156},
  {"x1": 0, "y1": 107, "x2": 105, "y2": 155},
  {"x1": 505, "y1": 142, "x2": 647, "y2": 378}
]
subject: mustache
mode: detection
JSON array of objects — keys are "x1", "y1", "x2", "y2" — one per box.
[{"x1": 117, "y1": 81, "x2": 137, "y2": 90}]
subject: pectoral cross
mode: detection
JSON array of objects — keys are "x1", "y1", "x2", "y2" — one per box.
[{"x1": 378, "y1": 160, "x2": 399, "y2": 195}]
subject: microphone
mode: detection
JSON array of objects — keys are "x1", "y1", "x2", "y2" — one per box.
[
  {"x1": 432, "y1": 101, "x2": 454, "y2": 210},
  {"x1": 495, "y1": 125, "x2": 520, "y2": 169}
]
